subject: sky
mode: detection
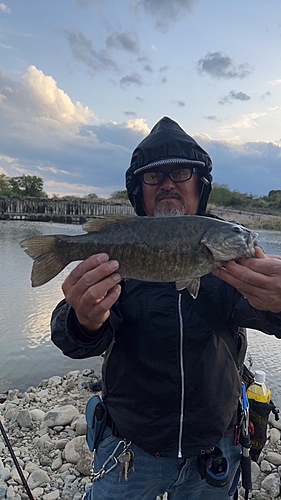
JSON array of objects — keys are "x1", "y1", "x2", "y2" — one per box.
[{"x1": 0, "y1": 0, "x2": 281, "y2": 199}]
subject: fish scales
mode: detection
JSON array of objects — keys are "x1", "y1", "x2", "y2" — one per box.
[{"x1": 20, "y1": 215, "x2": 258, "y2": 297}]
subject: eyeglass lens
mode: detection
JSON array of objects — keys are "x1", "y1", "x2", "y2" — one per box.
[{"x1": 142, "y1": 168, "x2": 193, "y2": 185}]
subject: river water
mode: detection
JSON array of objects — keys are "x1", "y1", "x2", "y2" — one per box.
[{"x1": 1, "y1": 221, "x2": 281, "y2": 406}]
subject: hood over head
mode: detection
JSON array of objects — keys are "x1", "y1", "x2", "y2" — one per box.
[{"x1": 126, "y1": 116, "x2": 213, "y2": 216}]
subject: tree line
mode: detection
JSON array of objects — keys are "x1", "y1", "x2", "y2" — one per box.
[
  {"x1": 208, "y1": 183, "x2": 281, "y2": 215},
  {"x1": 0, "y1": 174, "x2": 47, "y2": 198},
  {"x1": 0, "y1": 174, "x2": 280, "y2": 215}
]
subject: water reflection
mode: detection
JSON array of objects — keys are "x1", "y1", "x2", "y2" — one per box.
[{"x1": 0, "y1": 221, "x2": 101, "y2": 393}]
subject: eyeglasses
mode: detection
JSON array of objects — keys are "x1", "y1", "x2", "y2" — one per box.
[{"x1": 140, "y1": 167, "x2": 200, "y2": 186}]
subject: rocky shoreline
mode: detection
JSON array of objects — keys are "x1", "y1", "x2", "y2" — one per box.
[{"x1": 1, "y1": 370, "x2": 281, "y2": 500}]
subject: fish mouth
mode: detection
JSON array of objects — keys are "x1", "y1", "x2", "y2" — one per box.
[{"x1": 248, "y1": 231, "x2": 258, "y2": 256}]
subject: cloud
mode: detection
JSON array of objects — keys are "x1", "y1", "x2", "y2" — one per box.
[
  {"x1": 261, "y1": 91, "x2": 271, "y2": 100},
  {"x1": 197, "y1": 52, "x2": 253, "y2": 79},
  {"x1": 120, "y1": 72, "x2": 144, "y2": 89},
  {"x1": 0, "y1": 66, "x2": 150, "y2": 197},
  {"x1": 0, "y1": 3, "x2": 11, "y2": 13},
  {"x1": 1, "y1": 66, "x2": 279, "y2": 200},
  {"x1": 203, "y1": 115, "x2": 220, "y2": 122},
  {"x1": 0, "y1": 66, "x2": 94, "y2": 126},
  {"x1": 143, "y1": 64, "x2": 154, "y2": 73},
  {"x1": 124, "y1": 111, "x2": 137, "y2": 117},
  {"x1": 269, "y1": 79, "x2": 281, "y2": 86},
  {"x1": 106, "y1": 31, "x2": 140, "y2": 53},
  {"x1": 138, "y1": 0, "x2": 197, "y2": 31},
  {"x1": 219, "y1": 90, "x2": 251, "y2": 105},
  {"x1": 64, "y1": 29, "x2": 119, "y2": 73},
  {"x1": 196, "y1": 135, "x2": 281, "y2": 196},
  {"x1": 172, "y1": 100, "x2": 185, "y2": 107},
  {"x1": 213, "y1": 107, "x2": 281, "y2": 144}
]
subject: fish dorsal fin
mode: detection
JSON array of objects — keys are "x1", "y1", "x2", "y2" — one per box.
[{"x1": 83, "y1": 215, "x2": 136, "y2": 233}]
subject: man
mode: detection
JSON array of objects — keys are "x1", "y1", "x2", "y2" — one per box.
[{"x1": 51, "y1": 117, "x2": 281, "y2": 500}]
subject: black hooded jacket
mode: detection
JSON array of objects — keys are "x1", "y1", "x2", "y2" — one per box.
[{"x1": 51, "y1": 117, "x2": 281, "y2": 457}]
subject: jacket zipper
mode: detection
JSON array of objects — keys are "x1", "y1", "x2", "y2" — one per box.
[{"x1": 177, "y1": 292, "x2": 185, "y2": 458}]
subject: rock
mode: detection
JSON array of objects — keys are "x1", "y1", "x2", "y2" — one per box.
[
  {"x1": 64, "y1": 436, "x2": 89, "y2": 464},
  {"x1": 30, "y1": 409, "x2": 45, "y2": 422},
  {"x1": 0, "y1": 466, "x2": 11, "y2": 481},
  {"x1": 271, "y1": 428, "x2": 281, "y2": 444},
  {"x1": 251, "y1": 460, "x2": 261, "y2": 483},
  {"x1": 260, "y1": 472, "x2": 280, "y2": 498},
  {"x1": 47, "y1": 376, "x2": 63, "y2": 387},
  {"x1": 61, "y1": 483, "x2": 79, "y2": 500},
  {"x1": 266, "y1": 451, "x2": 281, "y2": 466},
  {"x1": 74, "y1": 416, "x2": 87, "y2": 436},
  {"x1": 269, "y1": 413, "x2": 281, "y2": 431},
  {"x1": 0, "y1": 485, "x2": 7, "y2": 499},
  {"x1": 27, "y1": 469, "x2": 51, "y2": 489},
  {"x1": 17, "y1": 409, "x2": 33, "y2": 429},
  {"x1": 51, "y1": 452, "x2": 63, "y2": 471},
  {"x1": 10, "y1": 467, "x2": 29, "y2": 484},
  {"x1": 261, "y1": 459, "x2": 272, "y2": 473},
  {"x1": 44, "y1": 406, "x2": 79, "y2": 428},
  {"x1": 43, "y1": 490, "x2": 60, "y2": 500}
]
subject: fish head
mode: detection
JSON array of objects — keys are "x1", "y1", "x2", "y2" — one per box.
[{"x1": 201, "y1": 222, "x2": 258, "y2": 262}]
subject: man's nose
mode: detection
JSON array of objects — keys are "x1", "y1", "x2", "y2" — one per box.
[{"x1": 159, "y1": 175, "x2": 176, "y2": 189}]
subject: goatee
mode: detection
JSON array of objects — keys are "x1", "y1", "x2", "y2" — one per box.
[{"x1": 154, "y1": 201, "x2": 185, "y2": 217}]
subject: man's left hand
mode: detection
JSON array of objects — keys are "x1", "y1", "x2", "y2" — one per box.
[{"x1": 212, "y1": 246, "x2": 281, "y2": 313}]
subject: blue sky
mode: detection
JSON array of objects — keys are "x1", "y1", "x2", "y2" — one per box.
[{"x1": 0, "y1": 0, "x2": 281, "y2": 199}]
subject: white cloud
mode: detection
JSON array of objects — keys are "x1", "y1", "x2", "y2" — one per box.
[
  {"x1": 212, "y1": 108, "x2": 281, "y2": 142},
  {"x1": 124, "y1": 118, "x2": 150, "y2": 134},
  {"x1": 0, "y1": 3, "x2": 11, "y2": 14},
  {"x1": 44, "y1": 179, "x2": 120, "y2": 199},
  {"x1": 21, "y1": 66, "x2": 95, "y2": 125},
  {"x1": 269, "y1": 79, "x2": 281, "y2": 86},
  {"x1": 0, "y1": 66, "x2": 95, "y2": 135}
]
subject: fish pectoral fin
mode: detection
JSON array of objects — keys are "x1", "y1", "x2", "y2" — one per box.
[
  {"x1": 83, "y1": 215, "x2": 136, "y2": 233},
  {"x1": 176, "y1": 278, "x2": 201, "y2": 299}
]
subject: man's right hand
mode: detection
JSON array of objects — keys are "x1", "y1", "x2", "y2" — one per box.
[{"x1": 62, "y1": 253, "x2": 121, "y2": 332}]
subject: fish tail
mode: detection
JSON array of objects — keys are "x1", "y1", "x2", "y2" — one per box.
[{"x1": 20, "y1": 235, "x2": 68, "y2": 287}]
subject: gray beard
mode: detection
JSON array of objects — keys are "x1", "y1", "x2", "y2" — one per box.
[{"x1": 154, "y1": 201, "x2": 185, "y2": 217}]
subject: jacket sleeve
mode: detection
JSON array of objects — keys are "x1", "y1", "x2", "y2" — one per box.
[
  {"x1": 230, "y1": 294, "x2": 281, "y2": 337},
  {"x1": 201, "y1": 275, "x2": 281, "y2": 337},
  {"x1": 51, "y1": 299, "x2": 123, "y2": 359}
]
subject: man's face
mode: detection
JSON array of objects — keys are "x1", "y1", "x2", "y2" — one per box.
[{"x1": 141, "y1": 166, "x2": 200, "y2": 216}]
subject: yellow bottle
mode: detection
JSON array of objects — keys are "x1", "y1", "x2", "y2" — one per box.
[{"x1": 247, "y1": 370, "x2": 271, "y2": 404}]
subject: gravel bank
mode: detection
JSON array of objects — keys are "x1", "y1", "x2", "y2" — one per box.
[{"x1": 1, "y1": 370, "x2": 281, "y2": 499}]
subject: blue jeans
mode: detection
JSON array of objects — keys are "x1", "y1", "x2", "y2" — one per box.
[{"x1": 84, "y1": 427, "x2": 241, "y2": 500}]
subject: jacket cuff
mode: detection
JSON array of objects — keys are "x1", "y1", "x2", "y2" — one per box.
[{"x1": 67, "y1": 306, "x2": 110, "y2": 344}]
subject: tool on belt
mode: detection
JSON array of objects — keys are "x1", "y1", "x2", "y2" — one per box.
[{"x1": 85, "y1": 395, "x2": 135, "y2": 482}]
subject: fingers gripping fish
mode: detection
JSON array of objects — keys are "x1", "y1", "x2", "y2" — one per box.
[{"x1": 20, "y1": 215, "x2": 257, "y2": 299}]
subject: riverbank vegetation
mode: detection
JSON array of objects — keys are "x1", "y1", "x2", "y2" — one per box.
[
  {"x1": 1, "y1": 174, "x2": 281, "y2": 228},
  {"x1": 209, "y1": 184, "x2": 281, "y2": 216}
]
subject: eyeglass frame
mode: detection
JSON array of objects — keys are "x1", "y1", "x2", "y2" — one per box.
[{"x1": 139, "y1": 167, "x2": 201, "y2": 186}]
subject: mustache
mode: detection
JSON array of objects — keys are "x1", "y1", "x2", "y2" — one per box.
[{"x1": 154, "y1": 190, "x2": 185, "y2": 204}]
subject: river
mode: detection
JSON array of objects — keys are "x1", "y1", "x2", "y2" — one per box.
[{"x1": 1, "y1": 220, "x2": 281, "y2": 407}]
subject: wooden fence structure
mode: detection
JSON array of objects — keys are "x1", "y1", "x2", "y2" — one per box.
[{"x1": 0, "y1": 196, "x2": 135, "y2": 224}]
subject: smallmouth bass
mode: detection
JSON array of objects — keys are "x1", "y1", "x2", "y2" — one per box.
[{"x1": 20, "y1": 215, "x2": 257, "y2": 298}]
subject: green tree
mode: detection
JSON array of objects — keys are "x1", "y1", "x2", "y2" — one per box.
[
  {"x1": 9, "y1": 175, "x2": 47, "y2": 197},
  {"x1": 0, "y1": 174, "x2": 13, "y2": 196},
  {"x1": 85, "y1": 193, "x2": 99, "y2": 200},
  {"x1": 109, "y1": 190, "x2": 128, "y2": 201}
]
